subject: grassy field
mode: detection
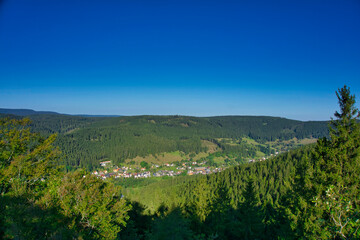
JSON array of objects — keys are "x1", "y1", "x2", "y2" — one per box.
[
  {"x1": 123, "y1": 140, "x2": 219, "y2": 167},
  {"x1": 201, "y1": 140, "x2": 218, "y2": 153},
  {"x1": 215, "y1": 137, "x2": 318, "y2": 160},
  {"x1": 242, "y1": 137, "x2": 261, "y2": 145},
  {"x1": 265, "y1": 137, "x2": 318, "y2": 153},
  {"x1": 298, "y1": 138, "x2": 318, "y2": 145}
]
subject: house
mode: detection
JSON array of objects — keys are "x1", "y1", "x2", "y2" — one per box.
[
  {"x1": 195, "y1": 167, "x2": 206, "y2": 171},
  {"x1": 100, "y1": 160, "x2": 111, "y2": 167}
]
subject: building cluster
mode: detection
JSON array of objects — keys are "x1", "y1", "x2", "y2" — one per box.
[
  {"x1": 92, "y1": 168, "x2": 181, "y2": 180},
  {"x1": 93, "y1": 161, "x2": 223, "y2": 180},
  {"x1": 187, "y1": 166, "x2": 222, "y2": 175},
  {"x1": 248, "y1": 152, "x2": 279, "y2": 163}
]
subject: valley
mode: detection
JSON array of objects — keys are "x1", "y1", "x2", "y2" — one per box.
[
  {"x1": 1, "y1": 88, "x2": 359, "y2": 240},
  {"x1": 18, "y1": 113, "x2": 328, "y2": 171},
  {"x1": 92, "y1": 136, "x2": 317, "y2": 181}
]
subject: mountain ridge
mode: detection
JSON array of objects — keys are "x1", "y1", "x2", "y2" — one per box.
[{"x1": 0, "y1": 108, "x2": 326, "y2": 122}]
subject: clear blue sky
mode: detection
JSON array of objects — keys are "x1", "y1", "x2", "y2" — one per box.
[{"x1": 1, "y1": 0, "x2": 359, "y2": 120}]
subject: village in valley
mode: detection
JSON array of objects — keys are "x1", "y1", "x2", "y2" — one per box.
[
  {"x1": 91, "y1": 137, "x2": 303, "y2": 180},
  {"x1": 92, "y1": 159, "x2": 225, "y2": 180},
  {"x1": 92, "y1": 153, "x2": 280, "y2": 180}
]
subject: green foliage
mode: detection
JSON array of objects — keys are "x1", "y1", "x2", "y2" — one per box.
[
  {"x1": 56, "y1": 170, "x2": 131, "y2": 239},
  {"x1": 0, "y1": 117, "x2": 131, "y2": 239},
  {"x1": 140, "y1": 161, "x2": 150, "y2": 169},
  {"x1": 0, "y1": 118, "x2": 66, "y2": 239},
  {"x1": 321, "y1": 185, "x2": 359, "y2": 239},
  {"x1": 0, "y1": 117, "x2": 60, "y2": 197},
  {"x1": 29, "y1": 114, "x2": 101, "y2": 136},
  {"x1": 287, "y1": 85, "x2": 360, "y2": 239},
  {"x1": 146, "y1": 207, "x2": 194, "y2": 240}
]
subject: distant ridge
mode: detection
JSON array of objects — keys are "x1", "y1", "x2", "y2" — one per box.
[
  {"x1": 0, "y1": 108, "x2": 122, "y2": 117},
  {"x1": 74, "y1": 114, "x2": 122, "y2": 117},
  {"x1": 0, "y1": 108, "x2": 60, "y2": 116}
]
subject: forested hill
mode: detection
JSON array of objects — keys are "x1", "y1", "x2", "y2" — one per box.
[
  {"x1": 89, "y1": 115, "x2": 329, "y2": 141},
  {"x1": 0, "y1": 112, "x2": 329, "y2": 169},
  {"x1": 8, "y1": 114, "x2": 325, "y2": 169}
]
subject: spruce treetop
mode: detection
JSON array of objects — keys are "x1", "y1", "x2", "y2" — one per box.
[{"x1": 331, "y1": 85, "x2": 360, "y2": 139}]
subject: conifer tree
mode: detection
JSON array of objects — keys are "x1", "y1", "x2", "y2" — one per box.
[
  {"x1": 315, "y1": 85, "x2": 360, "y2": 239},
  {"x1": 235, "y1": 176, "x2": 264, "y2": 239},
  {"x1": 292, "y1": 85, "x2": 360, "y2": 239}
]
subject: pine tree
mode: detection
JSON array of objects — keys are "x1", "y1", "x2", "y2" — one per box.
[
  {"x1": 329, "y1": 86, "x2": 360, "y2": 192},
  {"x1": 295, "y1": 85, "x2": 360, "y2": 239},
  {"x1": 235, "y1": 176, "x2": 264, "y2": 239}
]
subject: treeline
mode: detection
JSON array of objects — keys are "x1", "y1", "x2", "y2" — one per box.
[{"x1": 29, "y1": 114, "x2": 103, "y2": 136}]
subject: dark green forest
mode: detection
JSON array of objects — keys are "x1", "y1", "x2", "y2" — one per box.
[
  {"x1": 1, "y1": 86, "x2": 359, "y2": 239},
  {"x1": 20, "y1": 113, "x2": 329, "y2": 170}
]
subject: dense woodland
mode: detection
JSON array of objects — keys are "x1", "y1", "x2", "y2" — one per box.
[
  {"x1": 0, "y1": 111, "x2": 329, "y2": 171},
  {"x1": 1, "y1": 86, "x2": 359, "y2": 239},
  {"x1": 5, "y1": 113, "x2": 329, "y2": 170}
]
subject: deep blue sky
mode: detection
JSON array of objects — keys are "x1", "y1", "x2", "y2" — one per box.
[{"x1": 1, "y1": 0, "x2": 359, "y2": 120}]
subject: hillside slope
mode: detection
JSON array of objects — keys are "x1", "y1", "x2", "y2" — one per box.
[
  {"x1": 1, "y1": 113, "x2": 329, "y2": 169},
  {"x1": 52, "y1": 115, "x2": 328, "y2": 169}
]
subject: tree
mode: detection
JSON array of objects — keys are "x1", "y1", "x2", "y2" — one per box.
[
  {"x1": 0, "y1": 117, "x2": 131, "y2": 239},
  {"x1": 0, "y1": 118, "x2": 65, "y2": 239},
  {"x1": 140, "y1": 161, "x2": 149, "y2": 169},
  {"x1": 146, "y1": 207, "x2": 194, "y2": 240},
  {"x1": 56, "y1": 170, "x2": 131, "y2": 240},
  {"x1": 291, "y1": 86, "x2": 360, "y2": 239},
  {"x1": 235, "y1": 176, "x2": 264, "y2": 239},
  {"x1": 0, "y1": 118, "x2": 60, "y2": 196},
  {"x1": 329, "y1": 86, "x2": 360, "y2": 191},
  {"x1": 314, "y1": 85, "x2": 360, "y2": 239}
]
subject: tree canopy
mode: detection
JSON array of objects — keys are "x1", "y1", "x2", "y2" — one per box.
[{"x1": 0, "y1": 118, "x2": 131, "y2": 239}]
